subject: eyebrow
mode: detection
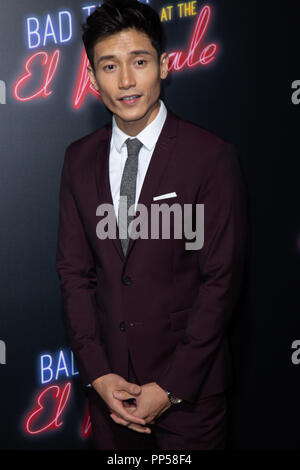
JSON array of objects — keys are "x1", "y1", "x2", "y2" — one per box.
[{"x1": 96, "y1": 50, "x2": 153, "y2": 67}]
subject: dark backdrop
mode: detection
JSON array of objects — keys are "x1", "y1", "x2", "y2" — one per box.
[{"x1": 0, "y1": 0, "x2": 299, "y2": 450}]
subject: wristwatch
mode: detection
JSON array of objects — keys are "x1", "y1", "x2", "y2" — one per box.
[{"x1": 165, "y1": 390, "x2": 183, "y2": 405}]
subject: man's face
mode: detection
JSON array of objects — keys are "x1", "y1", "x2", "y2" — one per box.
[{"x1": 87, "y1": 28, "x2": 169, "y2": 135}]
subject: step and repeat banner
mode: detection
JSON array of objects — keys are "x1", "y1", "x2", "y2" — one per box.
[{"x1": 0, "y1": 0, "x2": 299, "y2": 450}]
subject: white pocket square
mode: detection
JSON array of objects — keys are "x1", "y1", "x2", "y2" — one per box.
[{"x1": 153, "y1": 192, "x2": 177, "y2": 201}]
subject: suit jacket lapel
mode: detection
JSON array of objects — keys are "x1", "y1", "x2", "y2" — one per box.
[
  {"x1": 94, "y1": 106, "x2": 179, "y2": 262},
  {"x1": 94, "y1": 122, "x2": 124, "y2": 261}
]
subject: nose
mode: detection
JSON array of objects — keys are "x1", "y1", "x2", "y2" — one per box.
[{"x1": 118, "y1": 64, "x2": 136, "y2": 89}]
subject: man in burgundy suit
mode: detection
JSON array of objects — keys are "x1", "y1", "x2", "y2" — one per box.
[{"x1": 56, "y1": 0, "x2": 247, "y2": 450}]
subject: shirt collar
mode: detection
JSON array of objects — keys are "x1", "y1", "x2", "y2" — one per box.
[{"x1": 112, "y1": 99, "x2": 167, "y2": 153}]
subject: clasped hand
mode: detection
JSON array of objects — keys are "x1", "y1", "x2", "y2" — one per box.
[{"x1": 92, "y1": 373, "x2": 171, "y2": 434}]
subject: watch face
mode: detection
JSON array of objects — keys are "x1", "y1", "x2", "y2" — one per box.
[{"x1": 170, "y1": 395, "x2": 182, "y2": 404}]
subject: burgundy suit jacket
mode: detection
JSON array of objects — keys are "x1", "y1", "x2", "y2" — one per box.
[{"x1": 56, "y1": 105, "x2": 247, "y2": 403}]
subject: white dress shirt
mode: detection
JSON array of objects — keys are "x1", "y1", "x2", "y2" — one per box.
[{"x1": 109, "y1": 98, "x2": 167, "y2": 223}]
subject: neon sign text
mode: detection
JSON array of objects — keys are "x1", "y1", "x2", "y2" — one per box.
[
  {"x1": 14, "y1": 50, "x2": 60, "y2": 101},
  {"x1": 25, "y1": 382, "x2": 71, "y2": 434},
  {"x1": 15, "y1": 5, "x2": 217, "y2": 108},
  {"x1": 39, "y1": 349, "x2": 79, "y2": 384},
  {"x1": 81, "y1": 1, "x2": 151, "y2": 19},
  {"x1": 167, "y1": 5, "x2": 216, "y2": 70},
  {"x1": 26, "y1": 11, "x2": 73, "y2": 49},
  {"x1": 25, "y1": 382, "x2": 91, "y2": 438},
  {"x1": 82, "y1": 5, "x2": 98, "y2": 17}
]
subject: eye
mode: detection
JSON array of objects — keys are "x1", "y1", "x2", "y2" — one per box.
[
  {"x1": 103, "y1": 60, "x2": 147, "y2": 71},
  {"x1": 103, "y1": 64, "x2": 115, "y2": 71}
]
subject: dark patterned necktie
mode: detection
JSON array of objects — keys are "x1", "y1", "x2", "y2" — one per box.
[{"x1": 118, "y1": 137, "x2": 143, "y2": 255}]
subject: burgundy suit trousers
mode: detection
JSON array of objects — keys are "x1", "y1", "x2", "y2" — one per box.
[{"x1": 86, "y1": 351, "x2": 227, "y2": 450}]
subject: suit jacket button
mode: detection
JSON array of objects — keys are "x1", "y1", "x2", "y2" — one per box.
[
  {"x1": 182, "y1": 335, "x2": 190, "y2": 344},
  {"x1": 120, "y1": 321, "x2": 126, "y2": 331},
  {"x1": 122, "y1": 275, "x2": 131, "y2": 285}
]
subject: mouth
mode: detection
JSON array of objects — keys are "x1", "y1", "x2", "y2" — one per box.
[{"x1": 118, "y1": 95, "x2": 142, "y2": 106}]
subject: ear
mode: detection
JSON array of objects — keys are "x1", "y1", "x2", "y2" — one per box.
[
  {"x1": 87, "y1": 65, "x2": 100, "y2": 91},
  {"x1": 160, "y1": 53, "x2": 169, "y2": 80}
]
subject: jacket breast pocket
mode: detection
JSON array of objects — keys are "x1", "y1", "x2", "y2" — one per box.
[{"x1": 168, "y1": 307, "x2": 191, "y2": 331}]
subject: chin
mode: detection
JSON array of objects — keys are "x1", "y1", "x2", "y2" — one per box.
[{"x1": 120, "y1": 108, "x2": 146, "y2": 121}]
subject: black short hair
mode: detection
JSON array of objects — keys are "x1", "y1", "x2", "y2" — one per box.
[{"x1": 82, "y1": 0, "x2": 164, "y2": 71}]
